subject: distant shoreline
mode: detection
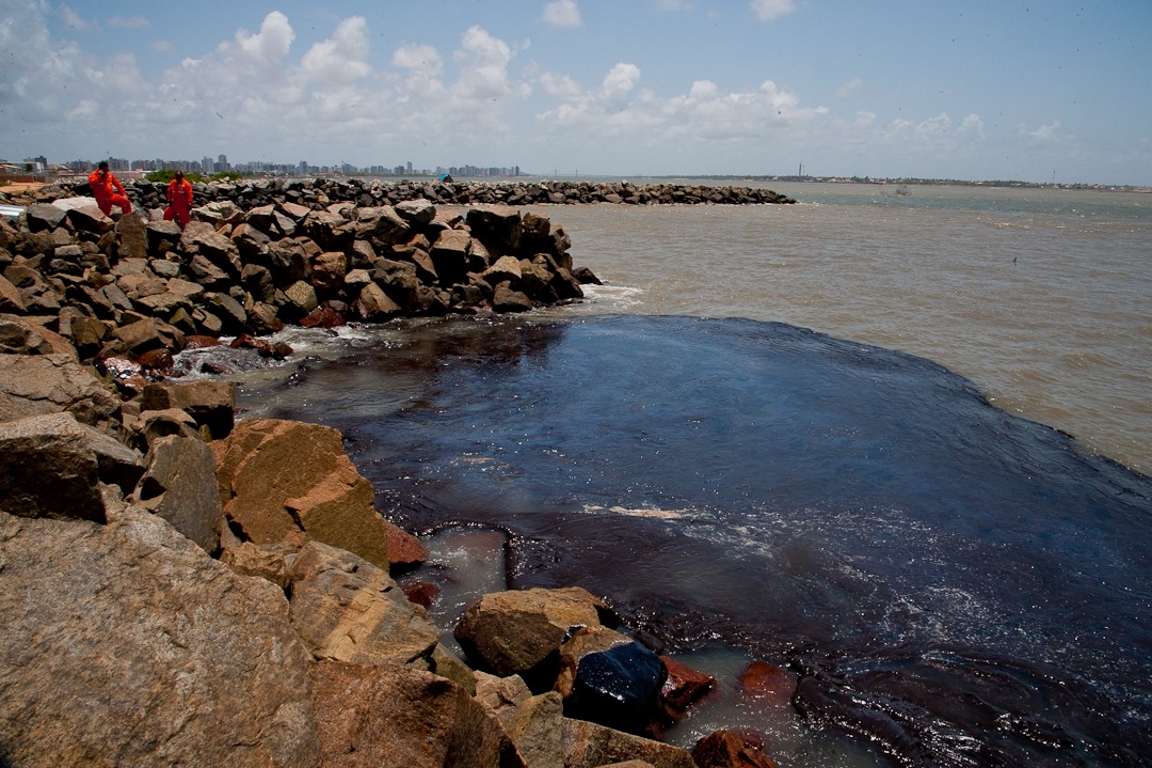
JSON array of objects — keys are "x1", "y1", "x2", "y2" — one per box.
[{"x1": 3, "y1": 174, "x2": 1149, "y2": 195}]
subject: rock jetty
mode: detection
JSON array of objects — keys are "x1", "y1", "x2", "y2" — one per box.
[
  {"x1": 5, "y1": 177, "x2": 796, "y2": 212},
  {"x1": 0, "y1": 197, "x2": 793, "y2": 766},
  {"x1": 0, "y1": 192, "x2": 596, "y2": 383}
]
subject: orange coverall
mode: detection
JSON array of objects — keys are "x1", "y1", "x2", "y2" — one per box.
[
  {"x1": 164, "y1": 177, "x2": 194, "y2": 227},
  {"x1": 88, "y1": 169, "x2": 132, "y2": 216}
]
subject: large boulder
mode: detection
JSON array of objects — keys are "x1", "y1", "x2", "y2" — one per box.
[
  {"x1": 568, "y1": 642, "x2": 668, "y2": 736},
  {"x1": 466, "y1": 206, "x2": 523, "y2": 256},
  {"x1": 0, "y1": 504, "x2": 322, "y2": 767},
  {"x1": 0, "y1": 353, "x2": 120, "y2": 428},
  {"x1": 454, "y1": 587, "x2": 617, "y2": 692},
  {"x1": 286, "y1": 541, "x2": 439, "y2": 667},
  {"x1": 213, "y1": 418, "x2": 394, "y2": 569},
  {"x1": 141, "y1": 378, "x2": 235, "y2": 440},
  {"x1": 429, "y1": 229, "x2": 473, "y2": 287},
  {"x1": 24, "y1": 203, "x2": 68, "y2": 233},
  {"x1": 0, "y1": 411, "x2": 143, "y2": 522},
  {"x1": 135, "y1": 434, "x2": 224, "y2": 553},
  {"x1": 310, "y1": 660, "x2": 524, "y2": 768}
]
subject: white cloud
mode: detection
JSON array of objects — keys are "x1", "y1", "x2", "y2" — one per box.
[
  {"x1": 232, "y1": 11, "x2": 295, "y2": 69},
  {"x1": 393, "y1": 44, "x2": 443, "y2": 78},
  {"x1": 750, "y1": 0, "x2": 797, "y2": 22},
  {"x1": 959, "y1": 113, "x2": 985, "y2": 138},
  {"x1": 835, "y1": 77, "x2": 862, "y2": 98},
  {"x1": 453, "y1": 26, "x2": 515, "y2": 101},
  {"x1": 602, "y1": 63, "x2": 641, "y2": 98},
  {"x1": 58, "y1": 5, "x2": 95, "y2": 32},
  {"x1": 543, "y1": 0, "x2": 583, "y2": 28},
  {"x1": 301, "y1": 17, "x2": 371, "y2": 85},
  {"x1": 1021, "y1": 120, "x2": 1061, "y2": 141},
  {"x1": 540, "y1": 71, "x2": 582, "y2": 97}
]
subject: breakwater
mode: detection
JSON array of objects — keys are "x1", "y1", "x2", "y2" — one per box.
[
  {"x1": 6, "y1": 177, "x2": 797, "y2": 211},
  {"x1": 1, "y1": 194, "x2": 597, "y2": 380}
]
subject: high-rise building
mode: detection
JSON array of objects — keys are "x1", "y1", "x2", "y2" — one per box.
[{"x1": 217, "y1": 154, "x2": 228, "y2": 171}]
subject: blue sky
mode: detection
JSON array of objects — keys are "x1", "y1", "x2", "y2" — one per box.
[{"x1": 2, "y1": 0, "x2": 1150, "y2": 184}]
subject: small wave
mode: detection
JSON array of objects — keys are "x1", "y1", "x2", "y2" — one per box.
[
  {"x1": 579, "y1": 283, "x2": 644, "y2": 307},
  {"x1": 580, "y1": 503, "x2": 696, "y2": 521}
]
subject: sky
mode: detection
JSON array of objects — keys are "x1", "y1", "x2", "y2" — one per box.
[{"x1": 2, "y1": 0, "x2": 1151, "y2": 185}]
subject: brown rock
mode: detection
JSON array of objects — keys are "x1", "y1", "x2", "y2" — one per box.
[
  {"x1": 130, "y1": 407, "x2": 201, "y2": 451},
  {"x1": 504, "y1": 691, "x2": 565, "y2": 768},
  {"x1": 691, "y1": 730, "x2": 778, "y2": 768},
  {"x1": 402, "y1": 580, "x2": 441, "y2": 608},
  {"x1": 562, "y1": 718, "x2": 696, "y2": 768},
  {"x1": 142, "y1": 378, "x2": 235, "y2": 440},
  {"x1": 220, "y1": 540, "x2": 295, "y2": 589},
  {"x1": 310, "y1": 660, "x2": 524, "y2": 768},
  {"x1": 66, "y1": 204, "x2": 115, "y2": 235},
  {"x1": 299, "y1": 305, "x2": 346, "y2": 329},
  {"x1": 0, "y1": 411, "x2": 143, "y2": 522},
  {"x1": 0, "y1": 352, "x2": 120, "y2": 428},
  {"x1": 483, "y1": 254, "x2": 523, "y2": 286},
  {"x1": 454, "y1": 587, "x2": 615, "y2": 690},
  {"x1": 430, "y1": 229, "x2": 472, "y2": 268},
  {"x1": 386, "y1": 519, "x2": 429, "y2": 571},
  {"x1": 114, "y1": 210, "x2": 148, "y2": 260},
  {"x1": 310, "y1": 251, "x2": 347, "y2": 292},
  {"x1": 213, "y1": 418, "x2": 394, "y2": 569},
  {"x1": 0, "y1": 505, "x2": 322, "y2": 768},
  {"x1": 0, "y1": 274, "x2": 26, "y2": 314},
  {"x1": 660, "y1": 655, "x2": 716, "y2": 715},
  {"x1": 466, "y1": 205, "x2": 523, "y2": 256},
  {"x1": 357, "y1": 281, "x2": 402, "y2": 320},
  {"x1": 111, "y1": 316, "x2": 184, "y2": 357},
  {"x1": 286, "y1": 541, "x2": 440, "y2": 667},
  {"x1": 493, "y1": 281, "x2": 534, "y2": 313}
]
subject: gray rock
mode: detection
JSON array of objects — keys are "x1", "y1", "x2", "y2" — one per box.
[
  {"x1": 395, "y1": 198, "x2": 438, "y2": 225},
  {"x1": 24, "y1": 203, "x2": 67, "y2": 233},
  {"x1": 0, "y1": 504, "x2": 322, "y2": 768},
  {"x1": 136, "y1": 434, "x2": 223, "y2": 553},
  {"x1": 493, "y1": 281, "x2": 534, "y2": 313}
]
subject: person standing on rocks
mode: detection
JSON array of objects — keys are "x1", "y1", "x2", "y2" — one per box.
[
  {"x1": 88, "y1": 161, "x2": 133, "y2": 217},
  {"x1": 164, "y1": 170, "x2": 193, "y2": 228}
]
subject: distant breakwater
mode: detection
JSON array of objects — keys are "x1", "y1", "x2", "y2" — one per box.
[{"x1": 9, "y1": 177, "x2": 797, "y2": 211}]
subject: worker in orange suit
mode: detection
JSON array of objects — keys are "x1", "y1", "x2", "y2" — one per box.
[
  {"x1": 88, "y1": 161, "x2": 133, "y2": 216},
  {"x1": 164, "y1": 170, "x2": 194, "y2": 228}
]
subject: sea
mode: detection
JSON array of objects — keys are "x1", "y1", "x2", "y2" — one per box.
[{"x1": 197, "y1": 182, "x2": 1152, "y2": 767}]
